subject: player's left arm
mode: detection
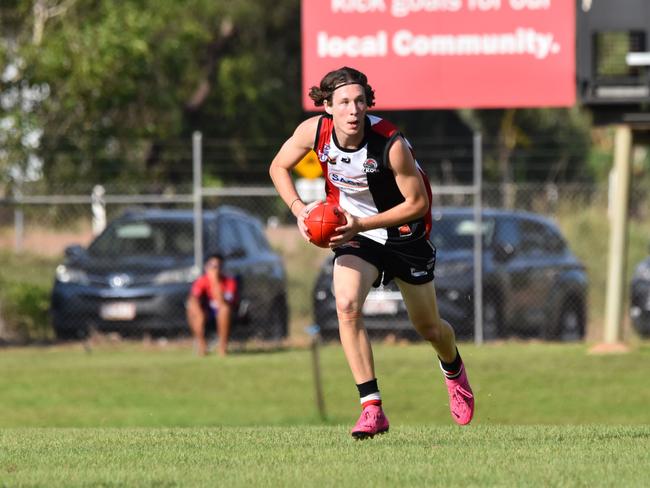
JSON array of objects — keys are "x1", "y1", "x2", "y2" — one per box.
[{"x1": 331, "y1": 137, "x2": 429, "y2": 246}]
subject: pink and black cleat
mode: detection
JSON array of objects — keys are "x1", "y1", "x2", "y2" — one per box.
[
  {"x1": 444, "y1": 366, "x2": 475, "y2": 425},
  {"x1": 351, "y1": 405, "x2": 390, "y2": 440}
]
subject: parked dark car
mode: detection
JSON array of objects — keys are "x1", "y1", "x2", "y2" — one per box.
[
  {"x1": 313, "y1": 207, "x2": 588, "y2": 341},
  {"x1": 630, "y1": 244, "x2": 650, "y2": 337},
  {"x1": 51, "y1": 206, "x2": 288, "y2": 340}
]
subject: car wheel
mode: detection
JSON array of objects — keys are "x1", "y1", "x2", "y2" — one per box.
[
  {"x1": 556, "y1": 300, "x2": 585, "y2": 341},
  {"x1": 482, "y1": 294, "x2": 503, "y2": 341},
  {"x1": 264, "y1": 294, "x2": 288, "y2": 340},
  {"x1": 631, "y1": 310, "x2": 650, "y2": 338}
]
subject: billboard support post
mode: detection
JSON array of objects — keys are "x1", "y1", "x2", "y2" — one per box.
[{"x1": 591, "y1": 125, "x2": 632, "y2": 354}]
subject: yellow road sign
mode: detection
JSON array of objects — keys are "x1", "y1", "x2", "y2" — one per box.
[{"x1": 294, "y1": 150, "x2": 323, "y2": 179}]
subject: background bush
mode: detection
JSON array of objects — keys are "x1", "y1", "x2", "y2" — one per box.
[{"x1": 0, "y1": 252, "x2": 57, "y2": 341}]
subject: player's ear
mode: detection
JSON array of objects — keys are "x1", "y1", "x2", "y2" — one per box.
[{"x1": 324, "y1": 100, "x2": 333, "y2": 115}]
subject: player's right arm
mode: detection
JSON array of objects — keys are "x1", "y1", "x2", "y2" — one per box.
[{"x1": 269, "y1": 116, "x2": 321, "y2": 239}]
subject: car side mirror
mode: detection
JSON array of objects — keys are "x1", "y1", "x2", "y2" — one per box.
[
  {"x1": 64, "y1": 244, "x2": 85, "y2": 259},
  {"x1": 493, "y1": 241, "x2": 515, "y2": 262}
]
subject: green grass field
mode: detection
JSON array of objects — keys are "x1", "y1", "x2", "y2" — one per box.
[{"x1": 1, "y1": 341, "x2": 649, "y2": 486}]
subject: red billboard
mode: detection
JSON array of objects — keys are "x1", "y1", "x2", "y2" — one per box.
[{"x1": 301, "y1": 0, "x2": 575, "y2": 110}]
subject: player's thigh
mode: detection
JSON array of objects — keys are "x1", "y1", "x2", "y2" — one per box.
[
  {"x1": 333, "y1": 254, "x2": 379, "y2": 312},
  {"x1": 395, "y1": 278, "x2": 443, "y2": 327}
]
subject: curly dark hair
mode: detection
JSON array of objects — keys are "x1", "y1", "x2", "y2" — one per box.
[{"x1": 308, "y1": 66, "x2": 376, "y2": 108}]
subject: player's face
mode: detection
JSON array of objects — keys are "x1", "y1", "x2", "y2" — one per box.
[{"x1": 327, "y1": 84, "x2": 367, "y2": 145}]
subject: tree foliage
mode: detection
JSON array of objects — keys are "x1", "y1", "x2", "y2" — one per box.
[
  {"x1": 461, "y1": 107, "x2": 593, "y2": 185},
  {"x1": 1, "y1": 1, "x2": 594, "y2": 191},
  {"x1": 1, "y1": 0, "x2": 302, "y2": 189}
]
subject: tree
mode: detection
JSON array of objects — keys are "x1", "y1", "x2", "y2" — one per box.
[
  {"x1": 462, "y1": 107, "x2": 593, "y2": 184},
  {"x1": 1, "y1": 0, "x2": 302, "y2": 190},
  {"x1": 1, "y1": 0, "x2": 594, "y2": 193}
]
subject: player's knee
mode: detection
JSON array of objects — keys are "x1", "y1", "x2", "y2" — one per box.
[
  {"x1": 413, "y1": 316, "x2": 447, "y2": 342},
  {"x1": 335, "y1": 294, "x2": 358, "y2": 314},
  {"x1": 335, "y1": 296, "x2": 362, "y2": 324}
]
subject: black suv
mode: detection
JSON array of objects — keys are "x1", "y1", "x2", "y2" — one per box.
[
  {"x1": 313, "y1": 207, "x2": 587, "y2": 341},
  {"x1": 51, "y1": 206, "x2": 288, "y2": 340}
]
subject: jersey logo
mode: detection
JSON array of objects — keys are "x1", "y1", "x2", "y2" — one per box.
[
  {"x1": 341, "y1": 156, "x2": 351, "y2": 164},
  {"x1": 363, "y1": 158, "x2": 379, "y2": 173},
  {"x1": 328, "y1": 172, "x2": 368, "y2": 190},
  {"x1": 318, "y1": 144, "x2": 332, "y2": 163}
]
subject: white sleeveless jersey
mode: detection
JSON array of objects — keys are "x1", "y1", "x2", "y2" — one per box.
[{"x1": 313, "y1": 114, "x2": 431, "y2": 245}]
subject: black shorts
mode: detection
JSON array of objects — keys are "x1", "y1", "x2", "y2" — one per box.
[{"x1": 334, "y1": 234, "x2": 436, "y2": 287}]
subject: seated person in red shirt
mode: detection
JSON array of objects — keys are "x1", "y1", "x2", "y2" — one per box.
[{"x1": 186, "y1": 253, "x2": 238, "y2": 356}]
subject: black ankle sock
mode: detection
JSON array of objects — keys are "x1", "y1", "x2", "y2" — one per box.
[
  {"x1": 356, "y1": 379, "x2": 379, "y2": 398},
  {"x1": 439, "y1": 348, "x2": 463, "y2": 378}
]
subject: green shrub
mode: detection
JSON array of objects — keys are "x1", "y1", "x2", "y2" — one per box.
[
  {"x1": 0, "y1": 281, "x2": 53, "y2": 341},
  {"x1": 0, "y1": 251, "x2": 57, "y2": 341}
]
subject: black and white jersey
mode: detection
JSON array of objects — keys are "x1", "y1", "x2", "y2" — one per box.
[{"x1": 313, "y1": 114, "x2": 432, "y2": 245}]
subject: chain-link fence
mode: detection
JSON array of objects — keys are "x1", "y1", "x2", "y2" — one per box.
[{"x1": 2, "y1": 177, "x2": 649, "y2": 345}]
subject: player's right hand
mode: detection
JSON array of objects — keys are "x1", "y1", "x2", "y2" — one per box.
[{"x1": 297, "y1": 200, "x2": 320, "y2": 242}]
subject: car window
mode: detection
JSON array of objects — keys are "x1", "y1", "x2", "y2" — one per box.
[
  {"x1": 494, "y1": 218, "x2": 520, "y2": 248},
  {"x1": 218, "y1": 216, "x2": 245, "y2": 257},
  {"x1": 519, "y1": 220, "x2": 547, "y2": 255},
  {"x1": 232, "y1": 219, "x2": 261, "y2": 256},
  {"x1": 204, "y1": 219, "x2": 219, "y2": 252},
  {"x1": 542, "y1": 224, "x2": 566, "y2": 254},
  {"x1": 250, "y1": 221, "x2": 272, "y2": 253},
  {"x1": 88, "y1": 219, "x2": 194, "y2": 257},
  {"x1": 236, "y1": 218, "x2": 271, "y2": 254},
  {"x1": 430, "y1": 215, "x2": 494, "y2": 250}
]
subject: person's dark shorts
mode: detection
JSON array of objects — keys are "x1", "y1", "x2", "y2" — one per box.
[{"x1": 333, "y1": 234, "x2": 436, "y2": 287}]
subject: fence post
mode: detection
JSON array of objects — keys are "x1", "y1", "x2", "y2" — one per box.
[
  {"x1": 193, "y1": 131, "x2": 203, "y2": 271},
  {"x1": 13, "y1": 184, "x2": 24, "y2": 253},
  {"x1": 91, "y1": 185, "x2": 106, "y2": 236},
  {"x1": 306, "y1": 325, "x2": 327, "y2": 421},
  {"x1": 473, "y1": 132, "x2": 484, "y2": 345}
]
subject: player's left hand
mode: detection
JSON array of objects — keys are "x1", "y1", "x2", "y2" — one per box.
[{"x1": 329, "y1": 208, "x2": 360, "y2": 248}]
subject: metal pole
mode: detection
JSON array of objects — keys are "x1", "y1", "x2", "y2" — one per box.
[
  {"x1": 192, "y1": 131, "x2": 203, "y2": 271},
  {"x1": 311, "y1": 334, "x2": 327, "y2": 421},
  {"x1": 603, "y1": 125, "x2": 632, "y2": 344},
  {"x1": 13, "y1": 185, "x2": 24, "y2": 253},
  {"x1": 305, "y1": 325, "x2": 327, "y2": 421},
  {"x1": 473, "y1": 132, "x2": 484, "y2": 345},
  {"x1": 14, "y1": 208, "x2": 24, "y2": 253},
  {"x1": 91, "y1": 185, "x2": 106, "y2": 236}
]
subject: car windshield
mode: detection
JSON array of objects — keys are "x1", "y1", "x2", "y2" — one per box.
[
  {"x1": 430, "y1": 215, "x2": 495, "y2": 250},
  {"x1": 88, "y1": 220, "x2": 195, "y2": 257}
]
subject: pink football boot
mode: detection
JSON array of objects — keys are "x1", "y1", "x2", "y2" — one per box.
[
  {"x1": 444, "y1": 366, "x2": 475, "y2": 425},
  {"x1": 351, "y1": 405, "x2": 390, "y2": 439}
]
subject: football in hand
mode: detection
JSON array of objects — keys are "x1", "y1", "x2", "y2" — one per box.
[{"x1": 304, "y1": 202, "x2": 347, "y2": 248}]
